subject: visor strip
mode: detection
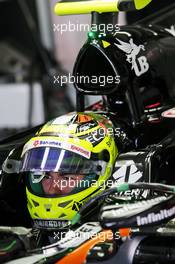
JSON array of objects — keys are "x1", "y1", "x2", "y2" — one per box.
[
  {"x1": 41, "y1": 147, "x2": 50, "y2": 170},
  {"x1": 55, "y1": 149, "x2": 66, "y2": 171}
]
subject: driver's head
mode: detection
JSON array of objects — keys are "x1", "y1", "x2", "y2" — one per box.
[{"x1": 20, "y1": 112, "x2": 118, "y2": 230}]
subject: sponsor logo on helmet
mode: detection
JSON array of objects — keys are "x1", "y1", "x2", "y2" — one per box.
[
  {"x1": 24, "y1": 138, "x2": 91, "y2": 159},
  {"x1": 76, "y1": 120, "x2": 98, "y2": 133},
  {"x1": 33, "y1": 140, "x2": 40, "y2": 147},
  {"x1": 70, "y1": 145, "x2": 90, "y2": 159},
  {"x1": 22, "y1": 139, "x2": 62, "y2": 156},
  {"x1": 79, "y1": 128, "x2": 106, "y2": 146},
  {"x1": 32, "y1": 140, "x2": 62, "y2": 148},
  {"x1": 33, "y1": 219, "x2": 70, "y2": 229}
]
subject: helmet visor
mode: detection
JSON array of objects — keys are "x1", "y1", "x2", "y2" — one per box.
[{"x1": 21, "y1": 147, "x2": 106, "y2": 175}]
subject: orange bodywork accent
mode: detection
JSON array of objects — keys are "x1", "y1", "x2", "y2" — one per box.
[
  {"x1": 55, "y1": 230, "x2": 113, "y2": 264},
  {"x1": 119, "y1": 228, "x2": 131, "y2": 237}
]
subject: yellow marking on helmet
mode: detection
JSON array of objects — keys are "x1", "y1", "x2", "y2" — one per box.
[{"x1": 39, "y1": 124, "x2": 78, "y2": 135}]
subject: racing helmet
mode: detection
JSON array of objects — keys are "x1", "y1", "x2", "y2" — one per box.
[{"x1": 20, "y1": 112, "x2": 118, "y2": 229}]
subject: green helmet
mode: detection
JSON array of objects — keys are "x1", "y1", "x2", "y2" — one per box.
[{"x1": 20, "y1": 112, "x2": 118, "y2": 229}]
